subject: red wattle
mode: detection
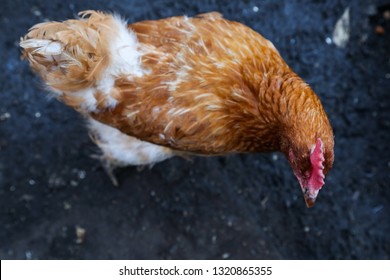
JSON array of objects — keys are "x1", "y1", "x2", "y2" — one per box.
[{"x1": 308, "y1": 138, "x2": 325, "y2": 190}]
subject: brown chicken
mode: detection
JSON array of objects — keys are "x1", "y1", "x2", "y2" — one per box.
[{"x1": 20, "y1": 11, "x2": 334, "y2": 207}]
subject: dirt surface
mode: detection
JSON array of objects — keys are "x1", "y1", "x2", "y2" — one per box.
[{"x1": 0, "y1": 0, "x2": 389, "y2": 260}]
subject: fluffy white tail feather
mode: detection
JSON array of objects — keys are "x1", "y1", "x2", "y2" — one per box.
[
  {"x1": 20, "y1": 39, "x2": 63, "y2": 55},
  {"x1": 20, "y1": 10, "x2": 146, "y2": 113}
]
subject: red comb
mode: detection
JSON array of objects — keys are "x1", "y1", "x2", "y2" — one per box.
[{"x1": 308, "y1": 138, "x2": 325, "y2": 190}]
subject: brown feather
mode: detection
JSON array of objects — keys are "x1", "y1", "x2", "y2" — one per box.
[
  {"x1": 21, "y1": 11, "x2": 334, "y2": 184},
  {"x1": 88, "y1": 14, "x2": 289, "y2": 154}
]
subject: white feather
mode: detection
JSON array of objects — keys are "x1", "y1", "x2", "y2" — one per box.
[
  {"x1": 88, "y1": 119, "x2": 174, "y2": 166},
  {"x1": 20, "y1": 39, "x2": 63, "y2": 55}
]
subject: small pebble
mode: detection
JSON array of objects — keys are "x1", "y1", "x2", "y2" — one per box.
[
  {"x1": 253, "y1": 6, "x2": 259, "y2": 13},
  {"x1": 222, "y1": 253, "x2": 230, "y2": 259},
  {"x1": 261, "y1": 196, "x2": 268, "y2": 208},
  {"x1": 385, "y1": 73, "x2": 390, "y2": 79},
  {"x1": 352, "y1": 191, "x2": 360, "y2": 201},
  {"x1": 25, "y1": 251, "x2": 33, "y2": 260},
  {"x1": 63, "y1": 201, "x2": 72, "y2": 210},
  {"x1": 304, "y1": 226, "x2": 310, "y2": 233},
  {"x1": 28, "y1": 179, "x2": 35, "y2": 186},
  {"x1": 75, "y1": 226, "x2": 86, "y2": 244},
  {"x1": 372, "y1": 205, "x2": 383, "y2": 214},
  {"x1": 375, "y1": 25, "x2": 385, "y2": 35},
  {"x1": 325, "y1": 37, "x2": 332, "y2": 44},
  {"x1": 0, "y1": 112, "x2": 11, "y2": 121},
  {"x1": 383, "y1": 10, "x2": 390, "y2": 20},
  {"x1": 34, "y1": 112, "x2": 41, "y2": 118},
  {"x1": 70, "y1": 180, "x2": 78, "y2": 187},
  {"x1": 77, "y1": 170, "x2": 86, "y2": 179},
  {"x1": 31, "y1": 7, "x2": 42, "y2": 17}
]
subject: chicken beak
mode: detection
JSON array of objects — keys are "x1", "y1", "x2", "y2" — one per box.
[
  {"x1": 302, "y1": 188, "x2": 319, "y2": 208},
  {"x1": 304, "y1": 193, "x2": 316, "y2": 208}
]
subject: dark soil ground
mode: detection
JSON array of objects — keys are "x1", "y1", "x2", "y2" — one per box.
[{"x1": 0, "y1": 0, "x2": 389, "y2": 259}]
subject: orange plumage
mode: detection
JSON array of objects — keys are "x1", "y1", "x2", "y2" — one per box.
[{"x1": 20, "y1": 11, "x2": 334, "y2": 207}]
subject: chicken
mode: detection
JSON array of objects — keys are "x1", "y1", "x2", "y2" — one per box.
[{"x1": 20, "y1": 11, "x2": 334, "y2": 207}]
